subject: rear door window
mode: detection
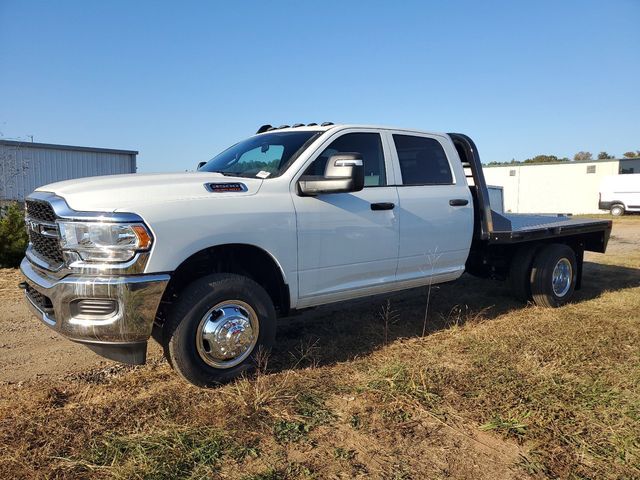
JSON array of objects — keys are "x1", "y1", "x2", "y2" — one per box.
[{"x1": 393, "y1": 134, "x2": 453, "y2": 185}]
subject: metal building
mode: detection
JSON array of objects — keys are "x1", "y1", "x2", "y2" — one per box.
[
  {"x1": 483, "y1": 158, "x2": 640, "y2": 214},
  {"x1": 0, "y1": 140, "x2": 137, "y2": 202}
]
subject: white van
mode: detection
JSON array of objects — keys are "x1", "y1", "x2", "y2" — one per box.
[{"x1": 599, "y1": 174, "x2": 640, "y2": 216}]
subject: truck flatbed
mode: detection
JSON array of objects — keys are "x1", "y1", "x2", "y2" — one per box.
[
  {"x1": 449, "y1": 133, "x2": 612, "y2": 253},
  {"x1": 487, "y1": 213, "x2": 611, "y2": 247}
]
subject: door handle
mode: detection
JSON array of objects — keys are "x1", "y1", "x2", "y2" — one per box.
[
  {"x1": 449, "y1": 199, "x2": 469, "y2": 206},
  {"x1": 370, "y1": 202, "x2": 395, "y2": 211}
]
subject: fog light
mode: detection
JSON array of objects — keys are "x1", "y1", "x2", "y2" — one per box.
[{"x1": 71, "y1": 299, "x2": 118, "y2": 318}]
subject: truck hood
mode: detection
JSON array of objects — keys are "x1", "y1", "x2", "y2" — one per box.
[{"x1": 36, "y1": 172, "x2": 264, "y2": 212}]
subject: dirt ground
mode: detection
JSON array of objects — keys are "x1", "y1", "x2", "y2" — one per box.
[
  {"x1": 0, "y1": 269, "x2": 164, "y2": 384},
  {"x1": 1, "y1": 218, "x2": 638, "y2": 385}
]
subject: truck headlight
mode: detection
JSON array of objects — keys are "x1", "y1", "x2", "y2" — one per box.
[{"x1": 58, "y1": 221, "x2": 153, "y2": 262}]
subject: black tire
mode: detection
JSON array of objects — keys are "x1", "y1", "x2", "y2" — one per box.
[
  {"x1": 530, "y1": 244, "x2": 577, "y2": 308},
  {"x1": 508, "y1": 246, "x2": 538, "y2": 303},
  {"x1": 611, "y1": 204, "x2": 625, "y2": 216},
  {"x1": 163, "y1": 273, "x2": 276, "y2": 387}
]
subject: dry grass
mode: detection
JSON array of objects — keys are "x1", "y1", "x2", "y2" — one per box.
[
  {"x1": 0, "y1": 219, "x2": 638, "y2": 479},
  {"x1": 362, "y1": 286, "x2": 640, "y2": 478}
]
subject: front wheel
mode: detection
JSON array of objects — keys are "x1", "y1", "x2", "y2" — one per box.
[
  {"x1": 530, "y1": 244, "x2": 577, "y2": 308},
  {"x1": 163, "y1": 273, "x2": 276, "y2": 387}
]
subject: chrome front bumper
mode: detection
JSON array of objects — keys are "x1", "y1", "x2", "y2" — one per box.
[{"x1": 20, "y1": 258, "x2": 170, "y2": 364}]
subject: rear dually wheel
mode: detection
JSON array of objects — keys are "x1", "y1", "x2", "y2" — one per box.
[{"x1": 529, "y1": 244, "x2": 577, "y2": 308}]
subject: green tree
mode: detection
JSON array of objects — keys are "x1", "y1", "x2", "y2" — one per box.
[
  {"x1": 523, "y1": 155, "x2": 570, "y2": 164},
  {"x1": 597, "y1": 152, "x2": 614, "y2": 159},
  {"x1": 486, "y1": 155, "x2": 572, "y2": 166},
  {"x1": 0, "y1": 203, "x2": 29, "y2": 268},
  {"x1": 573, "y1": 151, "x2": 593, "y2": 161},
  {"x1": 623, "y1": 151, "x2": 640, "y2": 158}
]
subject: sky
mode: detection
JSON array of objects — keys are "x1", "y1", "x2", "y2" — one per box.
[{"x1": 1, "y1": 0, "x2": 638, "y2": 172}]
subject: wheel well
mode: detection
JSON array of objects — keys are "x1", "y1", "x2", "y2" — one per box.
[
  {"x1": 157, "y1": 244, "x2": 290, "y2": 325},
  {"x1": 507, "y1": 240, "x2": 585, "y2": 289},
  {"x1": 469, "y1": 239, "x2": 586, "y2": 282}
]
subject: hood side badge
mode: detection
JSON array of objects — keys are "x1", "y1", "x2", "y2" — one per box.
[{"x1": 204, "y1": 183, "x2": 248, "y2": 193}]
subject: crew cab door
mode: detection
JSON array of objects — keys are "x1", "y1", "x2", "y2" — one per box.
[
  {"x1": 292, "y1": 130, "x2": 400, "y2": 306},
  {"x1": 387, "y1": 131, "x2": 473, "y2": 284}
]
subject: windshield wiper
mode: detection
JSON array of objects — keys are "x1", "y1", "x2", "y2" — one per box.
[
  {"x1": 207, "y1": 170, "x2": 240, "y2": 177},
  {"x1": 205, "y1": 170, "x2": 260, "y2": 178}
]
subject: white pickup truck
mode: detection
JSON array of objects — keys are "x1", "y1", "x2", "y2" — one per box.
[{"x1": 20, "y1": 124, "x2": 612, "y2": 386}]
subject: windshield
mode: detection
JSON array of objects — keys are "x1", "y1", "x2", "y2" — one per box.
[{"x1": 199, "y1": 131, "x2": 321, "y2": 178}]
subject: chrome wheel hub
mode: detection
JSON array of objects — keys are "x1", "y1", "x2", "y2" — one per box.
[
  {"x1": 552, "y1": 258, "x2": 572, "y2": 297},
  {"x1": 196, "y1": 301, "x2": 259, "y2": 369}
]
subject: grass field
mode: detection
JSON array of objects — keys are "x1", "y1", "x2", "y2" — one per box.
[{"x1": 0, "y1": 217, "x2": 638, "y2": 479}]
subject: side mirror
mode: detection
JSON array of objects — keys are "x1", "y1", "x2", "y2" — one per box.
[
  {"x1": 298, "y1": 153, "x2": 365, "y2": 196},
  {"x1": 197, "y1": 161, "x2": 207, "y2": 170}
]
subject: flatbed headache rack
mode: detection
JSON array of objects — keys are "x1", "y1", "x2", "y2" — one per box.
[{"x1": 448, "y1": 133, "x2": 612, "y2": 253}]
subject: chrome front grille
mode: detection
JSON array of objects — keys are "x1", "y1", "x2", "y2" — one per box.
[
  {"x1": 29, "y1": 230, "x2": 64, "y2": 265},
  {"x1": 25, "y1": 199, "x2": 64, "y2": 268},
  {"x1": 26, "y1": 199, "x2": 56, "y2": 222}
]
